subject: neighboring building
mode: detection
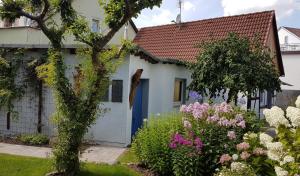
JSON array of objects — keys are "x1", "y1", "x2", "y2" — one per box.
[
  {"x1": 276, "y1": 27, "x2": 300, "y2": 108},
  {"x1": 0, "y1": 8, "x2": 284, "y2": 146}
]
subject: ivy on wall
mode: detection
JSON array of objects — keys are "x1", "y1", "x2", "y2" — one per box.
[{"x1": 0, "y1": 49, "x2": 25, "y2": 118}]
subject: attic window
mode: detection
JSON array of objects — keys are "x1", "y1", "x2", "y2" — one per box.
[{"x1": 284, "y1": 36, "x2": 289, "y2": 44}]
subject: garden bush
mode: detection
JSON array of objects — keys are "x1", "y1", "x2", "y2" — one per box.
[
  {"x1": 132, "y1": 102, "x2": 262, "y2": 176},
  {"x1": 19, "y1": 134, "x2": 49, "y2": 146},
  {"x1": 217, "y1": 96, "x2": 300, "y2": 176},
  {"x1": 131, "y1": 113, "x2": 184, "y2": 175}
]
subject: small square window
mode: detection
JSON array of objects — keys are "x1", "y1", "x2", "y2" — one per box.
[
  {"x1": 112, "y1": 80, "x2": 123, "y2": 102},
  {"x1": 91, "y1": 19, "x2": 99, "y2": 32}
]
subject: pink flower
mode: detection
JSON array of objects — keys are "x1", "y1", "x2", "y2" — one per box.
[
  {"x1": 240, "y1": 151, "x2": 251, "y2": 160},
  {"x1": 219, "y1": 154, "x2": 232, "y2": 164},
  {"x1": 227, "y1": 131, "x2": 236, "y2": 140},
  {"x1": 237, "y1": 120, "x2": 246, "y2": 128},
  {"x1": 183, "y1": 120, "x2": 192, "y2": 128},
  {"x1": 180, "y1": 105, "x2": 187, "y2": 112},
  {"x1": 253, "y1": 148, "x2": 266, "y2": 156},
  {"x1": 236, "y1": 142, "x2": 250, "y2": 151}
]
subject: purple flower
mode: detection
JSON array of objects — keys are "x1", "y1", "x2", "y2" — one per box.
[
  {"x1": 227, "y1": 131, "x2": 236, "y2": 140},
  {"x1": 183, "y1": 120, "x2": 192, "y2": 128},
  {"x1": 237, "y1": 120, "x2": 246, "y2": 128},
  {"x1": 169, "y1": 142, "x2": 177, "y2": 149},
  {"x1": 189, "y1": 91, "x2": 202, "y2": 101},
  {"x1": 194, "y1": 137, "x2": 204, "y2": 150}
]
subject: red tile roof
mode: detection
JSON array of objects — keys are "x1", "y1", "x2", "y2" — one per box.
[
  {"x1": 134, "y1": 11, "x2": 276, "y2": 63},
  {"x1": 284, "y1": 27, "x2": 300, "y2": 39}
]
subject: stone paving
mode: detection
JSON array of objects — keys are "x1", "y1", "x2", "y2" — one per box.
[{"x1": 0, "y1": 142, "x2": 126, "y2": 165}]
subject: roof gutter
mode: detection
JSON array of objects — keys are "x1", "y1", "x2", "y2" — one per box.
[{"x1": 136, "y1": 46, "x2": 187, "y2": 66}]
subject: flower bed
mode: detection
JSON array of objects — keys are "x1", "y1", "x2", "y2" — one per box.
[{"x1": 132, "y1": 102, "x2": 261, "y2": 176}]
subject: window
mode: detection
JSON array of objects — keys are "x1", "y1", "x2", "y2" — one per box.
[
  {"x1": 112, "y1": 80, "x2": 123, "y2": 102},
  {"x1": 173, "y1": 79, "x2": 186, "y2": 104},
  {"x1": 91, "y1": 19, "x2": 99, "y2": 32},
  {"x1": 284, "y1": 36, "x2": 289, "y2": 44}
]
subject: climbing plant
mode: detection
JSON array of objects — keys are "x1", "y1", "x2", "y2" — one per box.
[
  {"x1": 0, "y1": 1, "x2": 162, "y2": 175},
  {"x1": 0, "y1": 48, "x2": 25, "y2": 117}
]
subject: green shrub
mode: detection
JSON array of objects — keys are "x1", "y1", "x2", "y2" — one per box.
[
  {"x1": 19, "y1": 134, "x2": 49, "y2": 146},
  {"x1": 131, "y1": 113, "x2": 184, "y2": 175}
]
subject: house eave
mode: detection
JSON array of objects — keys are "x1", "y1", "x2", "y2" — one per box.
[{"x1": 135, "y1": 46, "x2": 187, "y2": 66}]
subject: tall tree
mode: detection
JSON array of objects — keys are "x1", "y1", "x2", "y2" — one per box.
[
  {"x1": 189, "y1": 33, "x2": 281, "y2": 104},
  {"x1": 0, "y1": 0, "x2": 162, "y2": 175}
]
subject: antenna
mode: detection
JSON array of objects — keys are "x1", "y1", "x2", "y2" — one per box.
[{"x1": 176, "y1": 0, "x2": 182, "y2": 24}]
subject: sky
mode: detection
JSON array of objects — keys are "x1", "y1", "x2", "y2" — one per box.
[{"x1": 133, "y1": 0, "x2": 300, "y2": 28}]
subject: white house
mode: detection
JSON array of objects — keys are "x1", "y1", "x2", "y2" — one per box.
[
  {"x1": 276, "y1": 27, "x2": 300, "y2": 107},
  {"x1": 0, "y1": 5, "x2": 284, "y2": 146}
]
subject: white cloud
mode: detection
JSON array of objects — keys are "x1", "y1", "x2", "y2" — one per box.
[
  {"x1": 134, "y1": 8, "x2": 176, "y2": 27},
  {"x1": 183, "y1": 1, "x2": 196, "y2": 11},
  {"x1": 222, "y1": 0, "x2": 300, "y2": 19}
]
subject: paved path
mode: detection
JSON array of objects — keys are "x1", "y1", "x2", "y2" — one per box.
[{"x1": 0, "y1": 143, "x2": 126, "y2": 165}]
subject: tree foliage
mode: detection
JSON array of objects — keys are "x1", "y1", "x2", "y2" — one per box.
[
  {"x1": 189, "y1": 33, "x2": 281, "y2": 103},
  {"x1": 1, "y1": 0, "x2": 162, "y2": 175}
]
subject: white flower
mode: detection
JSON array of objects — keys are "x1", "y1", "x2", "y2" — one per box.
[
  {"x1": 249, "y1": 132, "x2": 258, "y2": 139},
  {"x1": 259, "y1": 133, "x2": 273, "y2": 146},
  {"x1": 266, "y1": 142, "x2": 284, "y2": 151},
  {"x1": 283, "y1": 155, "x2": 295, "y2": 164},
  {"x1": 232, "y1": 154, "x2": 239, "y2": 161},
  {"x1": 275, "y1": 166, "x2": 289, "y2": 176},
  {"x1": 266, "y1": 142, "x2": 285, "y2": 162},
  {"x1": 263, "y1": 106, "x2": 290, "y2": 128},
  {"x1": 296, "y1": 96, "x2": 300, "y2": 108},
  {"x1": 230, "y1": 162, "x2": 247, "y2": 172},
  {"x1": 286, "y1": 106, "x2": 300, "y2": 127},
  {"x1": 267, "y1": 150, "x2": 281, "y2": 161}
]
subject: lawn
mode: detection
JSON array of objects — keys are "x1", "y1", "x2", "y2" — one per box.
[{"x1": 0, "y1": 154, "x2": 140, "y2": 176}]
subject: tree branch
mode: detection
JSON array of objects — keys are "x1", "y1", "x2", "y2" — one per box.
[{"x1": 40, "y1": 0, "x2": 50, "y2": 19}]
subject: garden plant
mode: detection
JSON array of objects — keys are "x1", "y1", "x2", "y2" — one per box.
[
  {"x1": 0, "y1": 0, "x2": 162, "y2": 175},
  {"x1": 132, "y1": 101, "x2": 262, "y2": 176}
]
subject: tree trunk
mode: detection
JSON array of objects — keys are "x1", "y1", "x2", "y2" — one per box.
[
  {"x1": 53, "y1": 119, "x2": 83, "y2": 176},
  {"x1": 37, "y1": 80, "x2": 43, "y2": 133}
]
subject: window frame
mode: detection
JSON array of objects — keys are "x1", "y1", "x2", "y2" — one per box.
[
  {"x1": 173, "y1": 78, "x2": 187, "y2": 106},
  {"x1": 111, "y1": 80, "x2": 123, "y2": 103}
]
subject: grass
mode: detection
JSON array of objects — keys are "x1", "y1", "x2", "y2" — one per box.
[
  {"x1": 0, "y1": 154, "x2": 140, "y2": 176},
  {"x1": 117, "y1": 149, "x2": 139, "y2": 164}
]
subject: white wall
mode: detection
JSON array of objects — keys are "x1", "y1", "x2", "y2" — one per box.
[
  {"x1": 280, "y1": 54, "x2": 300, "y2": 90},
  {"x1": 278, "y1": 28, "x2": 300, "y2": 44}
]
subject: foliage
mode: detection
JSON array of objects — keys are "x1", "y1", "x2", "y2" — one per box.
[
  {"x1": 117, "y1": 149, "x2": 139, "y2": 164},
  {"x1": 132, "y1": 113, "x2": 184, "y2": 175},
  {"x1": 0, "y1": 48, "x2": 25, "y2": 117},
  {"x1": 133, "y1": 102, "x2": 261, "y2": 176},
  {"x1": 0, "y1": 154, "x2": 140, "y2": 176},
  {"x1": 188, "y1": 33, "x2": 281, "y2": 103},
  {"x1": 1, "y1": 0, "x2": 162, "y2": 175},
  {"x1": 19, "y1": 134, "x2": 49, "y2": 146},
  {"x1": 177, "y1": 102, "x2": 261, "y2": 175},
  {"x1": 170, "y1": 133, "x2": 203, "y2": 176}
]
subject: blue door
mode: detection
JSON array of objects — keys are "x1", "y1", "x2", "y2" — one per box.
[{"x1": 131, "y1": 80, "x2": 148, "y2": 137}]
